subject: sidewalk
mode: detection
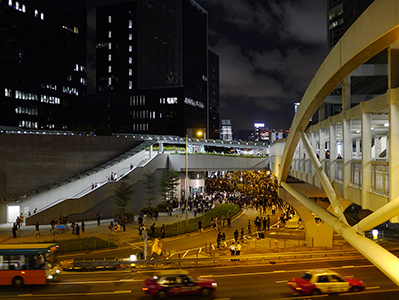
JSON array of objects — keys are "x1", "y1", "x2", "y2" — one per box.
[{"x1": 0, "y1": 212, "x2": 197, "y2": 245}]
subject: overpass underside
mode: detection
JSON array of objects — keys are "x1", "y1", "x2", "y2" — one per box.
[{"x1": 270, "y1": 0, "x2": 399, "y2": 286}]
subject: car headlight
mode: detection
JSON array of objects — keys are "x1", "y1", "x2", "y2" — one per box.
[
  {"x1": 212, "y1": 282, "x2": 218, "y2": 287},
  {"x1": 47, "y1": 275, "x2": 53, "y2": 280}
]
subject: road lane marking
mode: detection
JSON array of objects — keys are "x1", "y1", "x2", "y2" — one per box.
[
  {"x1": 17, "y1": 290, "x2": 132, "y2": 297},
  {"x1": 273, "y1": 270, "x2": 286, "y2": 273},
  {"x1": 366, "y1": 286, "x2": 380, "y2": 290}
]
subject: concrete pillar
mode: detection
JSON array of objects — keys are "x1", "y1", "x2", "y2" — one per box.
[
  {"x1": 361, "y1": 109, "x2": 372, "y2": 210},
  {"x1": 159, "y1": 142, "x2": 164, "y2": 153}
]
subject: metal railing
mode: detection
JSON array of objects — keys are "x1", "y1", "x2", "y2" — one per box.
[{"x1": 371, "y1": 161, "x2": 389, "y2": 196}]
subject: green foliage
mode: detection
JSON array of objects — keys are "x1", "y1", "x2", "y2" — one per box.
[
  {"x1": 159, "y1": 169, "x2": 180, "y2": 202},
  {"x1": 142, "y1": 172, "x2": 156, "y2": 207},
  {"x1": 113, "y1": 175, "x2": 135, "y2": 212},
  {"x1": 95, "y1": 122, "x2": 112, "y2": 136}
]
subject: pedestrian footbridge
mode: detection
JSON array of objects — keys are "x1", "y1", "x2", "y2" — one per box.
[{"x1": 270, "y1": 0, "x2": 399, "y2": 286}]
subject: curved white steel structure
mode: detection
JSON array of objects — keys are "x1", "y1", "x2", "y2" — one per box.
[{"x1": 273, "y1": 1, "x2": 399, "y2": 285}]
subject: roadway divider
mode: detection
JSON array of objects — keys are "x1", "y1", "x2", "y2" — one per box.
[{"x1": 60, "y1": 248, "x2": 381, "y2": 271}]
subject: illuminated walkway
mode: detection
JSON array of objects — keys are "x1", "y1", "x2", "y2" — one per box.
[{"x1": 270, "y1": 0, "x2": 399, "y2": 286}]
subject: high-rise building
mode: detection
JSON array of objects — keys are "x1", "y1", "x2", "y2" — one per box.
[
  {"x1": 322, "y1": 0, "x2": 386, "y2": 120},
  {"x1": 96, "y1": 0, "x2": 219, "y2": 138},
  {"x1": 0, "y1": 0, "x2": 87, "y2": 130}
]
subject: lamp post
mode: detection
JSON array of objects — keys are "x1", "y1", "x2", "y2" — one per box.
[{"x1": 185, "y1": 135, "x2": 189, "y2": 229}]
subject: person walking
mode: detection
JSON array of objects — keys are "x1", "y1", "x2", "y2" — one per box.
[
  {"x1": 229, "y1": 242, "x2": 236, "y2": 260},
  {"x1": 198, "y1": 220, "x2": 203, "y2": 233},
  {"x1": 240, "y1": 227, "x2": 244, "y2": 242},
  {"x1": 150, "y1": 223, "x2": 156, "y2": 239},
  {"x1": 161, "y1": 224, "x2": 165, "y2": 239},
  {"x1": 266, "y1": 215, "x2": 270, "y2": 230},
  {"x1": 35, "y1": 222, "x2": 40, "y2": 237},
  {"x1": 75, "y1": 224, "x2": 80, "y2": 237},
  {"x1": 216, "y1": 231, "x2": 222, "y2": 248},
  {"x1": 81, "y1": 220, "x2": 86, "y2": 235},
  {"x1": 95, "y1": 212, "x2": 101, "y2": 225},
  {"x1": 12, "y1": 223, "x2": 17, "y2": 238},
  {"x1": 235, "y1": 242, "x2": 241, "y2": 260},
  {"x1": 262, "y1": 217, "x2": 267, "y2": 231},
  {"x1": 234, "y1": 229, "x2": 239, "y2": 242}
]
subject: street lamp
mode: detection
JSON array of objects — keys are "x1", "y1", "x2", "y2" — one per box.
[{"x1": 185, "y1": 135, "x2": 189, "y2": 229}]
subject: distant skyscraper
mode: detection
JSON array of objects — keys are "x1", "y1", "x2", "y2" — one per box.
[
  {"x1": 221, "y1": 119, "x2": 232, "y2": 141},
  {"x1": 95, "y1": 0, "x2": 219, "y2": 138},
  {"x1": 0, "y1": 0, "x2": 87, "y2": 130}
]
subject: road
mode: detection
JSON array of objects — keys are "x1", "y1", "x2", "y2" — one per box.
[
  {"x1": 1, "y1": 257, "x2": 399, "y2": 299},
  {"x1": 59, "y1": 209, "x2": 304, "y2": 261}
]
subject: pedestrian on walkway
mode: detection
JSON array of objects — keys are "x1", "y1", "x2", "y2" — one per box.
[
  {"x1": 235, "y1": 242, "x2": 241, "y2": 260},
  {"x1": 198, "y1": 220, "x2": 203, "y2": 233},
  {"x1": 50, "y1": 218, "x2": 56, "y2": 234},
  {"x1": 81, "y1": 220, "x2": 86, "y2": 235},
  {"x1": 266, "y1": 215, "x2": 270, "y2": 230},
  {"x1": 11, "y1": 223, "x2": 17, "y2": 238},
  {"x1": 230, "y1": 242, "x2": 236, "y2": 259},
  {"x1": 75, "y1": 224, "x2": 80, "y2": 237},
  {"x1": 161, "y1": 224, "x2": 165, "y2": 239},
  {"x1": 216, "y1": 231, "x2": 222, "y2": 248},
  {"x1": 94, "y1": 212, "x2": 101, "y2": 225},
  {"x1": 240, "y1": 227, "x2": 244, "y2": 242},
  {"x1": 262, "y1": 217, "x2": 266, "y2": 230},
  {"x1": 227, "y1": 216, "x2": 232, "y2": 227},
  {"x1": 35, "y1": 222, "x2": 40, "y2": 237},
  {"x1": 234, "y1": 229, "x2": 239, "y2": 242},
  {"x1": 150, "y1": 223, "x2": 156, "y2": 239}
]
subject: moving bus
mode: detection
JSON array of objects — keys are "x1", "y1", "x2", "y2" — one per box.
[{"x1": 0, "y1": 243, "x2": 60, "y2": 286}]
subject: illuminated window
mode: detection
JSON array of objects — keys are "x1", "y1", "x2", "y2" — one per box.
[
  {"x1": 8, "y1": 0, "x2": 12, "y2": 7},
  {"x1": 40, "y1": 13, "x2": 44, "y2": 20},
  {"x1": 129, "y1": 57, "x2": 132, "y2": 64},
  {"x1": 129, "y1": 69, "x2": 132, "y2": 76},
  {"x1": 108, "y1": 54, "x2": 112, "y2": 61},
  {"x1": 128, "y1": 20, "x2": 132, "y2": 28},
  {"x1": 108, "y1": 78, "x2": 111, "y2": 85},
  {"x1": 129, "y1": 45, "x2": 132, "y2": 52},
  {"x1": 129, "y1": 34, "x2": 132, "y2": 40},
  {"x1": 129, "y1": 81, "x2": 132, "y2": 89},
  {"x1": 108, "y1": 66, "x2": 112, "y2": 73},
  {"x1": 34, "y1": 9, "x2": 38, "y2": 17},
  {"x1": 108, "y1": 43, "x2": 112, "y2": 50},
  {"x1": 22, "y1": 4, "x2": 25, "y2": 12},
  {"x1": 108, "y1": 31, "x2": 112, "y2": 38},
  {"x1": 108, "y1": 15, "x2": 112, "y2": 23},
  {"x1": 5, "y1": 88, "x2": 12, "y2": 97},
  {"x1": 15, "y1": 1, "x2": 19, "y2": 10}
]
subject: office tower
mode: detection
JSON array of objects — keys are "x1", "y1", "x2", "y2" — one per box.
[
  {"x1": 96, "y1": 0, "x2": 218, "y2": 137},
  {"x1": 0, "y1": 0, "x2": 87, "y2": 130},
  {"x1": 322, "y1": 0, "x2": 386, "y2": 120}
]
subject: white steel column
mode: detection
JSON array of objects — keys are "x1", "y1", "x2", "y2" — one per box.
[
  {"x1": 281, "y1": 181, "x2": 399, "y2": 287},
  {"x1": 355, "y1": 139, "x2": 361, "y2": 159},
  {"x1": 388, "y1": 42, "x2": 399, "y2": 223},
  {"x1": 375, "y1": 136, "x2": 381, "y2": 159},
  {"x1": 320, "y1": 129, "x2": 326, "y2": 161},
  {"x1": 300, "y1": 131, "x2": 347, "y2": 223},
  {"x1": 343, "y1": 119, "x2": 352, "y2": 198},
  {"x1": 361, "y1": 107, "x2": 372, "y2": 210},
  {"x1": 330, "y1": 123, "x2": 337, "y2": 181}
]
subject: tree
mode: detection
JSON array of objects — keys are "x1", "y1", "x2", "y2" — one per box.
[
  {"x1": 142, "y1": 172, "x2": 156, "y2": 207},
  {"x1": 159, "y1": 170, "x2": 180, "y2": 202},
  {"x1": 113, "y1": 175, "x2": 134, "y2": 212}
]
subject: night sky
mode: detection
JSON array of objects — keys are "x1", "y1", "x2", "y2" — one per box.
[{"x1": 88, "y1": 0, "x2": 328, "y2": 133}]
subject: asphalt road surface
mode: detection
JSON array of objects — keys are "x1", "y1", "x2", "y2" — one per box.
[{"x1": 2, "y1": 257, "x2": 399, "y2": 299}]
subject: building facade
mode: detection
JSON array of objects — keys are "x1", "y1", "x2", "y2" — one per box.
[
  {"x1": 0, "y1": 0, "x2": 87, "y2": 130},
  {"x1": 96, "y1": 0, "x2": 219, "y2": 138},
  {"x1": 322, "y1": 0, "x2": 386, "y2": 121}
]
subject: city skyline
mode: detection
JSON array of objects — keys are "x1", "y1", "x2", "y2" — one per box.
[{"x1": 88, "y1": 0, "x2": 328, "y2": 133}]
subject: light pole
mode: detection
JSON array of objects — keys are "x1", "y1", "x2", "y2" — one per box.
[{"x1": 185, "y1": 135, "x2": 189, "y2": 229}]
